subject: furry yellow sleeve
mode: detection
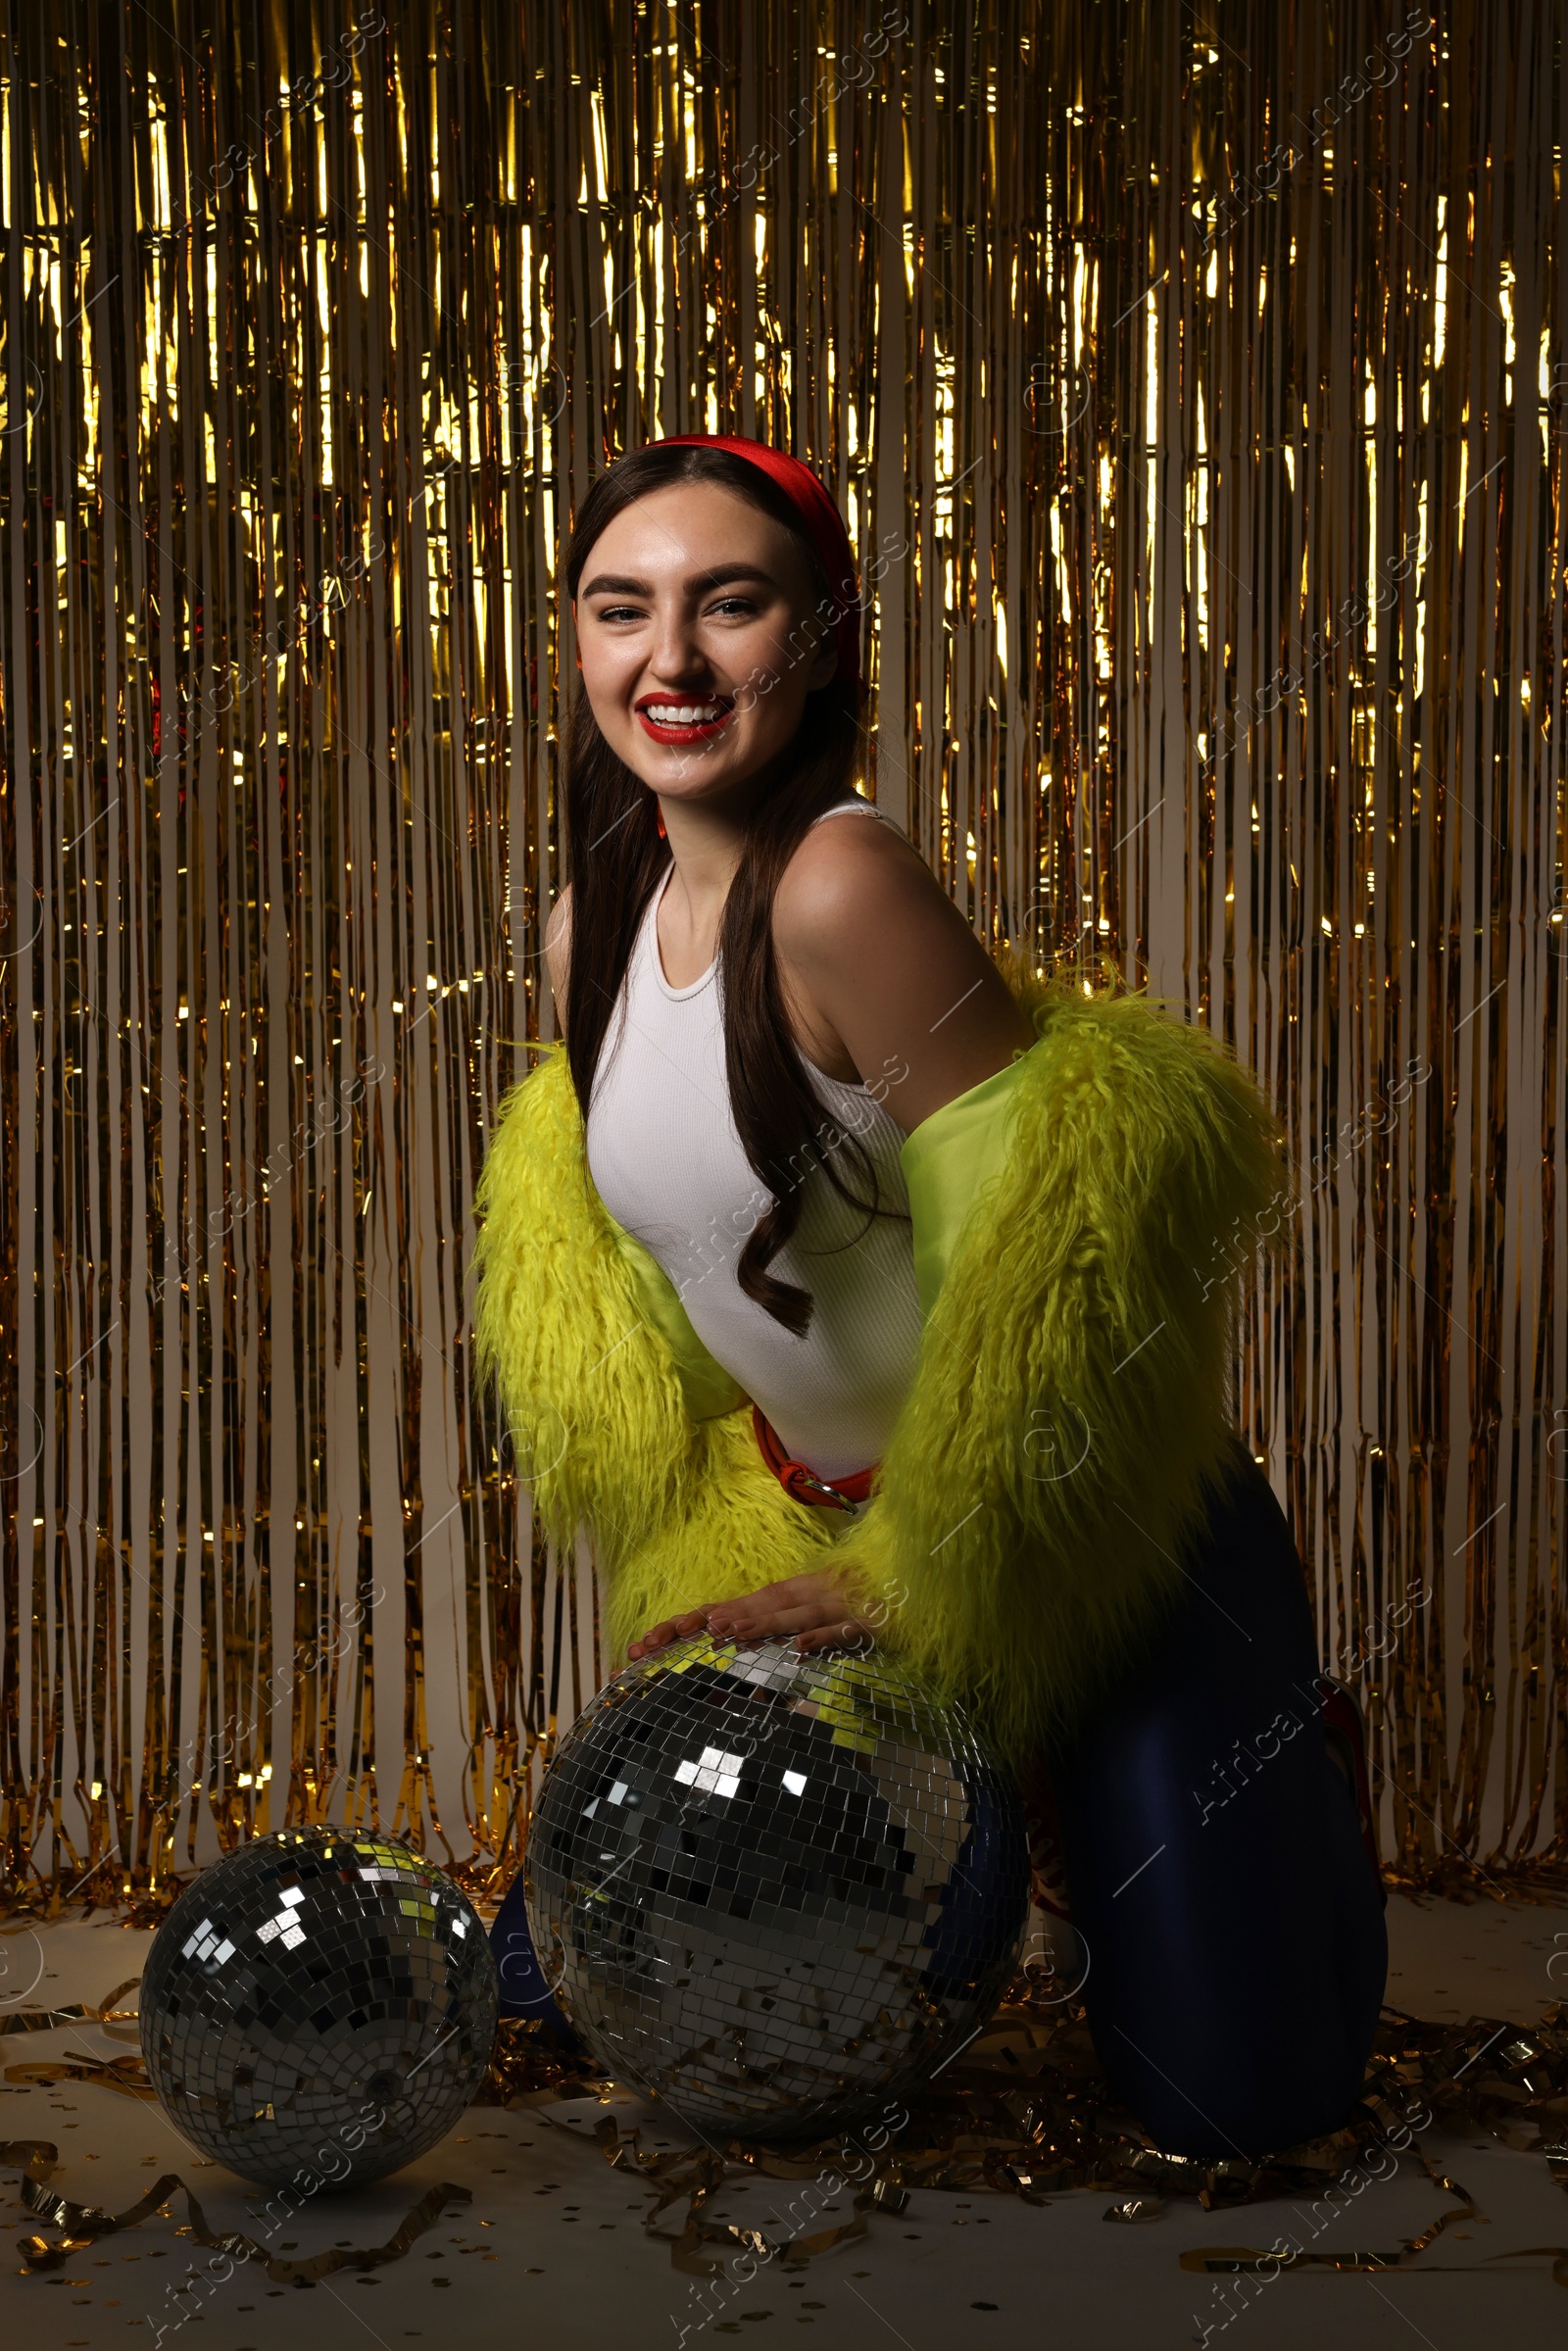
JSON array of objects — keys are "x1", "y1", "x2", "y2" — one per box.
[
  {"x1": 469, "y1": 1046, "x2": 840, "y2": 1659},
  {"x1": 830, "y1": 969, "x2": 1287, "y2": 1758}
]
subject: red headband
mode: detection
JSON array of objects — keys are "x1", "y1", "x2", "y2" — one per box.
[{"x1": 656, "y1": 433, "x2": 862, "y2": 694}]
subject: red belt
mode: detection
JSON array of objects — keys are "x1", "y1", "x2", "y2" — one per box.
[{"x1": 752, "y1": 1404, "x2": 877, "y2": 1515}]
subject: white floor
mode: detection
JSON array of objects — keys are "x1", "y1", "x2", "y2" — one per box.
[{"x1": 3, "y1": 1894, "x2": 1566, "y2": 2351}]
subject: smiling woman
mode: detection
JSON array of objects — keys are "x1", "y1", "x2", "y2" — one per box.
[
  {"x1": 471, "y1": 433, "x2": 1389, "y2": 2162},
  {"x1": 556, "y1": 438, "x2": 1033, "y2": 1370}
]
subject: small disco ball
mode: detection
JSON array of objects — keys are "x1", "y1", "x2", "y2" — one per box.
[
  {"x1": 525, "y1": 1636, "x2": 1028, "y2": 2140},
  {"x1": 140, "y1": 1829, "x2": 499, "y2": 2187}
]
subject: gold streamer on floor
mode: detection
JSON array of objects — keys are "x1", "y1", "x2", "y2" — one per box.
[
  {"x1": 0, "y1": 0, "x2": 1563, "y2": 1906},
  {"x1": 7, "y1": 1978, "x2": 1568, "y2": 2284}
]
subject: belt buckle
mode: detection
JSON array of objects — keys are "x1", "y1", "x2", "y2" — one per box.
[{"x1": 799, "y1": 1468, "x2": 859, "y2": 1517}]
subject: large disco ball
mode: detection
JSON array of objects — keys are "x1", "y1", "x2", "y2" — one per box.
[
  {"x1": 525, "y1": 1636, "x2": 1028, "y2": 2139},
  {"x1": 140, "y1": 1829, "x2": 499, "y2": 2186}
]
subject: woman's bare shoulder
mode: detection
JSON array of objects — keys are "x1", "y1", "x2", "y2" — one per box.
[
  {"x1": 545, "y1": 885, "x2": 572, "y2": 1012},
  {"x1": 774, "y1": 808, "x2": 1034, "y2": 1127},
  {"x1": 775, "y1": 802, "x2": 938, "y2": 939}
]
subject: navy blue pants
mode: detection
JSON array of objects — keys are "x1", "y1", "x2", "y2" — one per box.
[
  {"x1": 491, "y1": 1875, "x2": 580, "y2": 2045},
  {"x1": 1048, "y1": 1433, "x2": 1388, "y2": 2158}
]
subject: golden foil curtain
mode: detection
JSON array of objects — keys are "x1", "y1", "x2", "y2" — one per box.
[{"x1": 0, "y1": 0, "x2": 1562, "y2": 1904}]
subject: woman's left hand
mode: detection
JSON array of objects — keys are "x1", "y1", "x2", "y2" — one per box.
[{"x1": 625, "y1": 1569, "x2": 878, "y2": 1663}]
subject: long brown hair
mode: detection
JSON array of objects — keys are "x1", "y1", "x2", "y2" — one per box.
[{"x1": 560, "y1": 442, "x2": 909, "y2": 1338}]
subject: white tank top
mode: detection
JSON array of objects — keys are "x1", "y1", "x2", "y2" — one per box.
[{"x1": 584, "y1": 798, "x2": 924, "y2": 1483}]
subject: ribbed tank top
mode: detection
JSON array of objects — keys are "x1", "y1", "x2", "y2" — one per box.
[{"x1": 584, "y1": 797, "x2": 924, "y2": 1484}]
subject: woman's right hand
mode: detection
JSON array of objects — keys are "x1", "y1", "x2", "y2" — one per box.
[
  {"x1": 625, "y1": 1569, "x2": 879, "y2": 1662},
  {"x1": 626, "y1": 1607, "x2": 711, "y2": 1662}
]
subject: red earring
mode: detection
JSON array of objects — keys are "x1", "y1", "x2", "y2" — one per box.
[{"x1": 657, "y1": 807, "x2": 666, "y2": 839}]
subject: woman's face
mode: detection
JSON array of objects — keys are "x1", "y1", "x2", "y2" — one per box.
[{"x1": 572, "y1": 480, "x2": 839, "y2": 807}]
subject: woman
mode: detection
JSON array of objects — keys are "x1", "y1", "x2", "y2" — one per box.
[{"x1": 473, "y1": 433, "x2": 1388, "y2": 2157}]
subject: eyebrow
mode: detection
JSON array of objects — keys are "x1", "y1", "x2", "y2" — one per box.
[{"x1": 578, "y1": 563, "x2": 780, "y2": 600}]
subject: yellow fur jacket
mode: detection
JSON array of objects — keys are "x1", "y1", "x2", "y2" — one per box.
[{"x1": 471, "y1": 957, "x2": 1285, "y2": 1761}]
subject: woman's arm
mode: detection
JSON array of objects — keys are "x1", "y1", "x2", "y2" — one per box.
[
  {"x1": 544, "y1": 883, "x2": 572, "y2": 1038},
  {"x1": 774, "y1": 816, "x2": 1036, "y2": 1128}
]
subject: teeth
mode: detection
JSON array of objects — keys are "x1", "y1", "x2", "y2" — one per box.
[{"x1": 645, "y1": 704, "x2": 722, "y2": 723}]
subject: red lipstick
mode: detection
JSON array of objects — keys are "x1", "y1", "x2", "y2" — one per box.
[{"x1": 634, "y1": 694, "x2": 735, "y2": 746}]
